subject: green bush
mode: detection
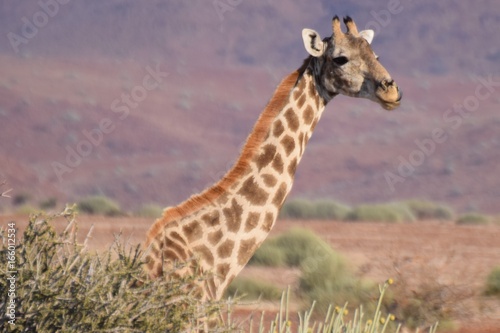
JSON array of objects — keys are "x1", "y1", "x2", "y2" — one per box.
[
  {"x1": 77, "y1": 195, "x2": 122, "y2": 216},
  {"x1": 279, "y1": 199, "x2": 351, "y2": 220},
  {"x1": 313, "y1": 199, "x2": 351, "y2": 220},
  {"x1": 39, "y1": 197, "x2": 57, "y2": 210},
  {"x1": 248, "y1": 243, "x2": 286, "y2": 267},
  {"x1": 346, "y1": 203, "x2": 415, "y2": 223},
  {"x1": 456, "y1": 213, "x2": 491, "y2": 225},
  {"x1": 226, "y1": 277, "x2": 282, "y2": 301},
  {"x1": 270, "y1": 228, "x2": 333, "y2": 267},
  {"x1": 250, "y1": 227, "x2": 345, "y2": 269},
  {"x1": 250, "y1": 228, "x2": 376, "y2": 315},
  {"x1": 298, "y1": 248, "x2": 348, "y2": 294},
  {"x1": 14, "y1": 204, "x2": 38, "y2": 215},
  {"x1": 404, "y1": 199, "x2": 454, "y2": 220},
  {"x1": 294, "y1": 230, "x2": 376, "y2": 314},
  {"x1": 135, "y1": 203, "x2": 164, "y2": 218},
  {"x1": 0, "y1": 206, "x2": 220, "y2": 332},
  {"x1": 485, "y1": 266, "x2": 500, "y2": 296},
  {"x1": 280, "y1": 199, "x2": 316, "y2": 219}
]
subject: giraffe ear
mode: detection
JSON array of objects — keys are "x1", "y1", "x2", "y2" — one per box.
[
  {"x1": 302, "y1": 29, "x2": 326, "y2": 57},
  {"x1": 359, "y1": 29, "x2": 374, "y2": 44}
]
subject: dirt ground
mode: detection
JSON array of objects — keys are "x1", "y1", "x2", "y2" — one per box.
[{"x1": 2, "y1": 214, "x2": 499, "y2": 332}]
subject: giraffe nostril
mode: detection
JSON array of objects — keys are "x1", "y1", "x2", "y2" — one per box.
[{"x1": 380, "y1": 80, "x2": 388, "y2": 91}]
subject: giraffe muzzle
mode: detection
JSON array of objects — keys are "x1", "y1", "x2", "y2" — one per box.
[{"x1": 376, "y1": 79, "x2": 402, "y2": 110}]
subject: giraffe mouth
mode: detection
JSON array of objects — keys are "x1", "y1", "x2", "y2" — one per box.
[
  {"x1": 379, "y1": 98, "x2": 401, "y2": 110},
  {"x1": 376, "y1": 80, "x2": 402, "y2": 111}
]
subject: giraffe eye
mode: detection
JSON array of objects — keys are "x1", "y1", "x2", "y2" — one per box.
[{"x1": 333, "y1": 56, "x2": 349, "y2": 66}]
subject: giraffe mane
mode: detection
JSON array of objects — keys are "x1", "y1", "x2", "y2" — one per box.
[{"x1": 145, "y1": 69, "x2": 302, "y2": 246}]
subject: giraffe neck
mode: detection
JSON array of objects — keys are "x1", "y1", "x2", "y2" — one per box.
[
  {"x1": 235, "y1": 70, "x2": 325, "y2": 231},
  {"x1": 145, "y1": 67, "x2": 328, "y2": 300}
]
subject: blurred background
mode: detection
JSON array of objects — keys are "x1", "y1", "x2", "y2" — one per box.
[{"x1": 0, "y1": 0, "x2": 499, "y2": 214}]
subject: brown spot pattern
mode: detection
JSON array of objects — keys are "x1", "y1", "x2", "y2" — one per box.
[
  {"x1": 293, "y1": 88, "x2": 303, "y2": 101},
  {"x1": 262, "y1": 173, "x2": 277, "y2": 187},
  {"x1": 208, "y1": 230, "x2": 223, "y2": 246},
  {"x1": 311, "y1": 117, "x2": 319, "y2": 131},
  {"x1": 151, "y1": 242, "x2": 160, "y2": 258},
  {"x1": 288, "y1": 158, "x2": 298, "y2": 177},
  {"x1": 272, "y1": 183, "x2": 288, "y2": 207},
  {"x1": 303, "y1": 105, "x2": 314, "y2": 125},
  {"x1": 217, "y1": 263, "x2": 230, "y2": 280},
  {"x1": 154, "y1": 264, "x2": 162, "y2": 278},
  {"x1": 272, "y1": 154, "x2": 284, "y2": 173},
  {"x1": 217, "y1": 192, "x2": 231, "y2": 203},
  {"x1": 245, "y1": 212, "x2": 260, "y2": 232},
  {"x1": 298, "y1": 133, "x2": 304, "y2": 156},
  {"x1": 255, "y1": 144, "x2": 277, "y2": 171},
  {"x1": 284, "y1": 108, "x2": 299, "y2": 132},
  {"x1": 170, "y1": 231, "x2": 186, "y2": 245},
  {"x1": 217, "y1": 239, "x2": 235, "y2": 259},
  {"x1": 202, "y1": 211, "x2": 220, "y2": 227},
  {"x1": 308, "y1": 78, "x2": 316, "y2": 97},
  {"x1": 167, "y1": 238, "x2": 188, "y2": 260},
  {"x1": 182, "y1": 221, "x2": 203, "y2": 242},
  {"x1": 297, "y1": 94, "x2": 306, "y2": 109},
  {"x1": 238, "y1": 177, "x2": 269, "y2": 205},
  {"x1": 193, "y1": 244, "x2": 214, "y2": 266},
  {"x1": 163, "y1": 249, "x2": 179, "y2": 262},
  {"x1": 297, "y1": 77, "x2": 306, "y2": 91},
  {"x1": 262, "y1": 212, "x2": 274, "y2": 232},
  {"x1": 281, "y1": 135, "x2": 295, "y2": 156},
  {"x1": 238, "y1": 238, "x2": 258, "y2": 266},
  {"x1": 273, "y1": 120, "x2": 285, "y2": 137},
  {"x1": 223, "y1": 198, "x2": 243, "y2": 232},
  {"x1": 304, "y1": 133, "x2": 310, "y2": 145},
  {"x1": 146, "y1": 255, "x2": 154, "y2": 271}
]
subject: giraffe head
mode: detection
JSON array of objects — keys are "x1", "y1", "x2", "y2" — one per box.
[{"x1": 302, "y1": 16, "x2": 402, "y2": 110}]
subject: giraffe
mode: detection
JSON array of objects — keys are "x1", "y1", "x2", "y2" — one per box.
[{"x1": 144, "y1": 16, "x2": 401, "y2": 301}]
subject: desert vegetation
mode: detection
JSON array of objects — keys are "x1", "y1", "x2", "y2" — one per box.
[
  {"x1": 234, "y1": 227, "x2": 482, "y2": 331},
  {"x1": 455, "y1": 213, "x2": 492, "y2": 225},
  {"x1": 0, "y1": 206, "x2": 450, "y2": 332},
  {"x1": 485, "y1": 266, "x2": 500, "y2": 297},
  {"x1": 76, "y1": 195, "x2": 122, "y2": 217},
  {"x1": 1, "y1": 184, "x2": 498, "y2": 331},
  {"x1": 244, "y1": 227, "x2": 366, "y2": 312},
  {"x1": 0, "y1": 207, "x2": 221, "y2": 332},
  {"x1": 6, "y1": 192, "x2": 500, "y2": 227},
  {"x1": 280, "y1": 198, "x2": 456, "y2": 223}
]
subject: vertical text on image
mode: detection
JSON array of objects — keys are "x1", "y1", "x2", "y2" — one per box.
[{"x1": 6, "y1": 221, "x2": 17, "y2": 325}]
